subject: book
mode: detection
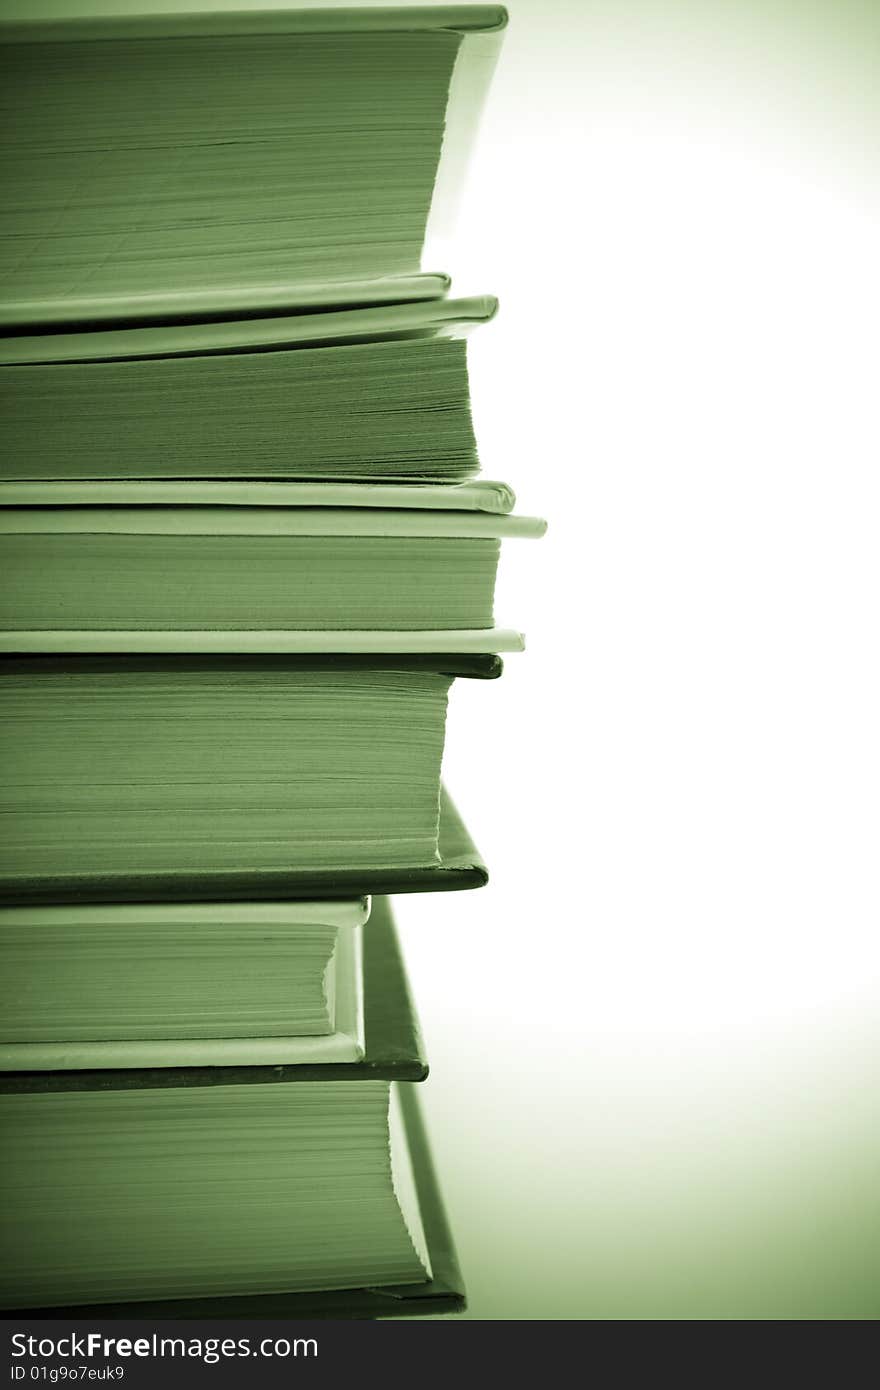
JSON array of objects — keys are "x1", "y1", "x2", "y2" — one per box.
[
  {"x1": 0, "y1": 6, "x2": 507, "y2": 327},
  {"x1": 0, "y1": 299, "x2": 497, "y2": 485},
  {"x1": 4, "y1": 1084, "x2": 467, "y2": 1322},
  {"x1": 0, "y1": 655, "x2": 498, "y2": 900},
  {"x1": 0, "y1": 898, "x2": 466, "y2": 1318},
  {"x1": 0, "y1": 897, "x2": 370, "y2": 1069},
  {"x1": 0, "y1": 783, "x2": 489, "y2": 909},
  {"x1": 0, "y1": 498, "x2": 544, "y2": 636}
]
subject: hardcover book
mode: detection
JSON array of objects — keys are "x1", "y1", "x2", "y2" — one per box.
[
  {"x1": 0, "y1": 299, "x2": 497, "y2": 485},
  {"x1": 0, "y1": 647, "x2": 497, "y2": 901},
  {"x1": 0, "y1": 897, "x2": 370, "y2": 1070},
  {"x1": 0, "y1": 498, "x2": 544, "y2": 636},
  {"x1": 0, "y1": 6, "x2": 507, "y2": 326}
]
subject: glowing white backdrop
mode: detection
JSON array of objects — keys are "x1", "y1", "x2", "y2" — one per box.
[{"x1": 398, "y1": 0, "x2": 880, "y2": 1318}]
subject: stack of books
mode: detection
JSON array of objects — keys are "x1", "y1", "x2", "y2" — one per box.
[{"x1": 0, "y1": 5, "x2": 540, "y2": 1318}]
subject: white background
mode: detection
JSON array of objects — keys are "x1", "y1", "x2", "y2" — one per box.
[{"x1": 397, "y1": 0, "x2": 880, "y2": 1317}]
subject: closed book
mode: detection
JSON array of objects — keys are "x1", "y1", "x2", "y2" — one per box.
[
  {"x1": 0, "y1": 299, "x2": 497, "y2": 486},
  {"x1": 0, "y1": 498, "x2": 543, "y2": 637},
  {"x1": 0, "y1": 647, "x2": 495, "y2": 902},
  {"x1": 0, "y1": 897, "x2": 371, "y2": 1070},
  {"x1": 0, "y1": 6, "x2": 507, "y2": 327}
]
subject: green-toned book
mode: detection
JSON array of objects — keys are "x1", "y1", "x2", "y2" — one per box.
[
  {"x1": 0, "y1": 898, "x2": 466, "y2": 1319},
  {"x1": 0, "y1": 652, "x2": 497, "y2": 901},
  {"x1": 1, "y1": 783, "x2": 489, "y2": 908},
  {"x1": 0, "y1": 299, "x2": 496, "y2": 485},
  {"x1": 0, "y1": 6, "x2": 507, "y2": 327},
  {"x1": 0, "y1": 497, "x2": 544, "y2": 636},
  {"x1": 0, "y1": 897, "x2": 370, "y2": 1068}
]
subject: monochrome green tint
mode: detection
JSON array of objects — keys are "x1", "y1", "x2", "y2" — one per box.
[
  {"x1": 0, "y1": 27, "x2": 461, "y2": 312},
  {"x1": 0, "y1": 336, "x2": 479, "y2": 483},
  {"x1": 0, "y1": 911, "x2": 345, "y2": 1043},
  {"x1": 0, "y1": 661, "x2": 453, "y2": 885},
  {"x1": 0, "y1": 1080, "x2": 427, "y2": 1308},
  {"x1": 0, "y1": 533, "x2": 500, "y2": 631}
]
